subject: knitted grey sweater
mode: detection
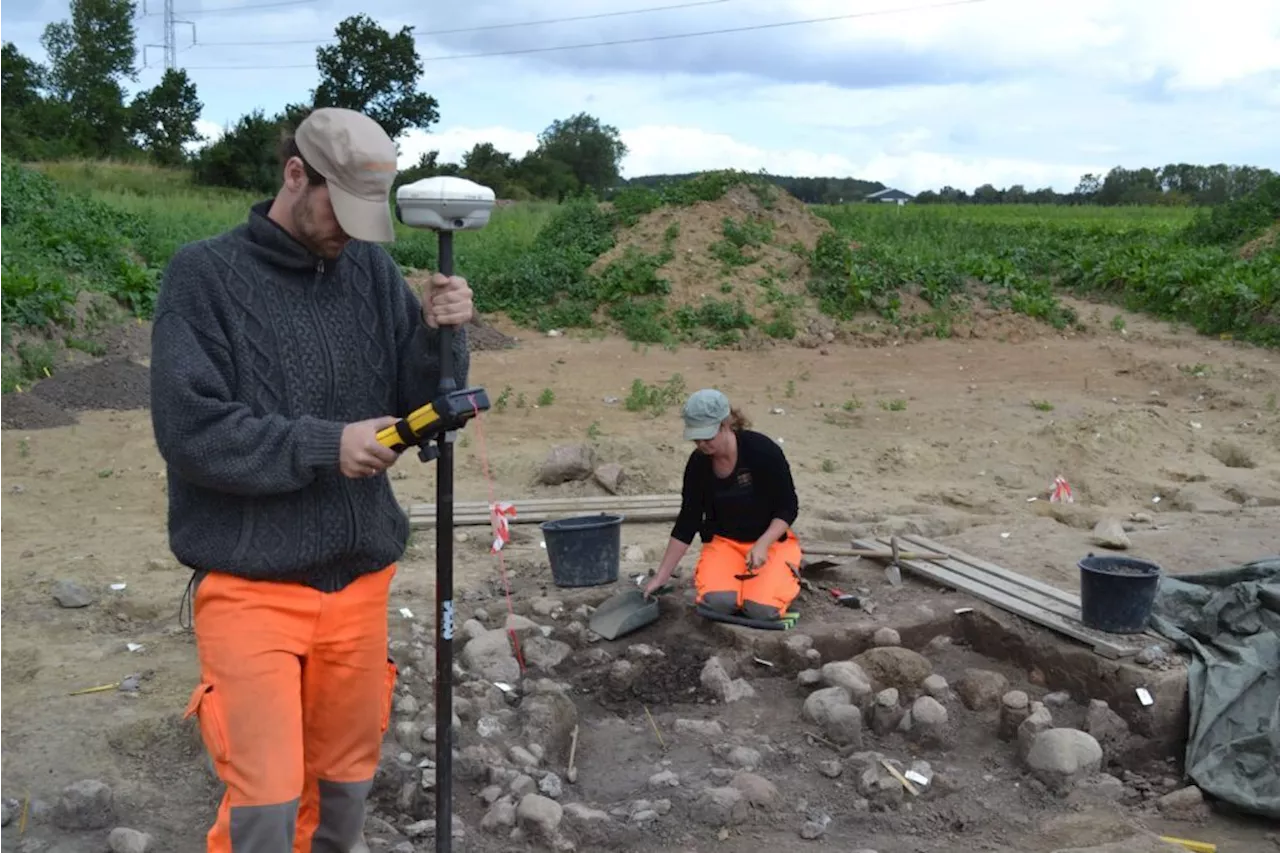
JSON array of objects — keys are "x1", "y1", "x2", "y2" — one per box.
[{"x1": 149, "y1": 200, "x2": 469, "y2": 592}]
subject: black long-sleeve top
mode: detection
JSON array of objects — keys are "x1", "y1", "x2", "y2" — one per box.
[{"x1": 671, "y1": 429, "x2": 800, "y2": 546}]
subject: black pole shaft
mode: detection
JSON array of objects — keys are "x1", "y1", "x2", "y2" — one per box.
[{"x1": 434, "y1": 229, "x2": 455, "y2": 853}]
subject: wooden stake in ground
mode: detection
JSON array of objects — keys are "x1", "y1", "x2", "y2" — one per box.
[{"x1": 566, "y1": 724, "x2": 580, "y2": 783}]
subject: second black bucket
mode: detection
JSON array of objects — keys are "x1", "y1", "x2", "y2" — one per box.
[
  {"x1": 541, "y1": 513, "x2": 624, "y2": 588},
  {"x1": 1078, "y1": 553, "x2": 1163, "y2": 634}
]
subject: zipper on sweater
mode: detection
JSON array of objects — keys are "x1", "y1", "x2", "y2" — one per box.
[{"x1": 310, "y1": 258, "x2": 359, "y2": 554}]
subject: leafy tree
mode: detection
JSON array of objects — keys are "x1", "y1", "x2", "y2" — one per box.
[
  {"x1": 461, "y1": 143, "x2": 516, "y2": 196},
  {"x1": 533, "y1": 113, "x2": 628, "y2": 196},
  {"x1": 312, "y1": 14, "x2": 440, "y2": 140},
  {"x1": 131, "y1": 68, "x2": 203, "y2": 166},
  {"x1": 192, "y1": 109, "x2": 290, "y2": 194},
  {"x1": 39, "y1": 0, "x2": 138, "y2": 157}
]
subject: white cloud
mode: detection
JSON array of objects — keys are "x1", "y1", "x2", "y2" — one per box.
[
  {"x1": 2, "y1": 0, "x2": 1276, "y2": 192},
  {"x1": 398, "y1": 125, "x2": 539, "y2": 168}
]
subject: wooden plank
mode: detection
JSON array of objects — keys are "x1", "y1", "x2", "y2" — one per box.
[
  {"x1": 408, "y1": 494, "x2": 680, "y2": 516},
  {"x1": 869, "y1": 536, "x2": 1087, "y2": 625},
  {"x1": 897, "y1": 533, "x2": 1083, "y2": 608},
  {"x1": 852, "y1": 538, "x2": 1138, "y2": 659},
  {"x1": 410, "y1": 507, "x2": 679, "y2": 529},
  {"x1": 895, "y1": 534, "x2": 1166, "y2": 645}
]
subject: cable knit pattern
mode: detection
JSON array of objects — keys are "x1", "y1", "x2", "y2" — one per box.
[{"x1": 150, "y1": 200, "x2": 469, "y2": 592}]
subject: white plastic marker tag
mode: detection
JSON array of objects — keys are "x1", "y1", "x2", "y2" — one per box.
[
  {"x1": 110, "y1": 583, "x2": 127, "y2": 591},
  {"x1": 126, "y1": 642, "x2": 144, "y2": 653},
  {"x1": 399, "y1": 607, "x2": 414, "y2": 619},
  {"x1": 493, "y1": 682, "x2": 514, "y2": 693},
  {"x1": 954, "y1": 607, "x2": 973, "y2": 614},
  {"x1": 1136, "y1": 687, "x2": 1154, "y2": 706},
  {"x1": 905, "y1": 770, "x2": 930, "y2": 787}
]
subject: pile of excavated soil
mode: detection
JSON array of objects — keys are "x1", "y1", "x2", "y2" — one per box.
[
  {"x1": 464, "y1": 317, "x2": 518, "y2": 351},
  {"x1": 0, "y1": 392, "x2": 79, "y2": 430},
  {"x1": 1237, "y1": 221, "x2": 1279, "y2": 259},
  {"x1": 589, "y1": 183, "x2": 834, "y2": 327},
  {"x1": 28, "y1": 358, "x2": 152, "y2": 413}
]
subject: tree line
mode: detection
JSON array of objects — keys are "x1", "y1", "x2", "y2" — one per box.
[{"x1": 913, "y1": 164, "x2": 1277, "y2": 207}]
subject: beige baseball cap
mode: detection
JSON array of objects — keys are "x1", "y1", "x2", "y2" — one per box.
[{"x1": 294, "y1": 107, "x2": 398, "y2": 243}]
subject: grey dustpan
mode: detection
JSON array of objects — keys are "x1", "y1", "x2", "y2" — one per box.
[{"x1": 589, "y1": 588, "x2": 661, "y2": 641}]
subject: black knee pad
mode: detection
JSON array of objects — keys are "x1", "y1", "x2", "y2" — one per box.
[
  {"x1": 742, "y1": 599, "x2": 781, "y2": 622},
  {"x1": 701, "y1": 591, "x2": 738, "y2": 614}
]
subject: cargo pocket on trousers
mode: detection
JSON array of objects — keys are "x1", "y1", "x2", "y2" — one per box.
[
  {"x1": 184, "y1": 682, "x2": 230, "y2": 765},
  {"x1": 381, "y1": 658, "x2": 398, "y2": 734}
]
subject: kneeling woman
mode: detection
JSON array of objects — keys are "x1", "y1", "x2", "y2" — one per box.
[{"x1": 644, "y1": 388, "x2": 802, "y2": 621}]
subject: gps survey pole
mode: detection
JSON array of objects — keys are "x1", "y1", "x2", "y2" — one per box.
[{"x1": 393, "y1": 176, "x2": 497, "y2": 853}]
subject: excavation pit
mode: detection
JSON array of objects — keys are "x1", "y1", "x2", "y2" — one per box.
[{"x1": 388, "y1": 564, "x2": 1207, "y2": 852}]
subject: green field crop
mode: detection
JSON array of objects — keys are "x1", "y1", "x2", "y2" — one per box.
[
  {"x1": 811, "y1": 197, "x2": 1278, "y2": 345},
  {"x1": 4, "y1": 160, "x2": 1277, "y2": 394}
]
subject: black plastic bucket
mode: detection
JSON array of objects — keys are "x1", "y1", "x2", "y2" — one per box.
[
  {"x1": 1078, "y1": 553, "x2": 1162, "y2": 634},
  {"x1": 541, "y1": 513, "x2": 624, "y2": 588}
]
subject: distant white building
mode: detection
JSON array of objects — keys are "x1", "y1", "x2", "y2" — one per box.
[{"x1": 865, "y1": 188, "x2": 914, "y2": 204}]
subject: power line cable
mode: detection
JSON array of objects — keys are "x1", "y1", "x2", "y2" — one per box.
[
  {"x1": 168, "y1": 0, "x2": 321, "y2": 16},
  {"x1": 183, "y1": 0, "x2": 992, "y2": 70},
  {"x1": 198, "y1": 0, "x2": 734, "y2": 47}
]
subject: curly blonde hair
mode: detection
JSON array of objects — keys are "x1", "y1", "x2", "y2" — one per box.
[{"x1": 725, "y1": 406, "x2": 751, "y2": 432}]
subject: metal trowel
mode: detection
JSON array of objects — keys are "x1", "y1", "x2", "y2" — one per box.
[{"x1": 589, "y1": 586, "x2": 670, "y2": 641}]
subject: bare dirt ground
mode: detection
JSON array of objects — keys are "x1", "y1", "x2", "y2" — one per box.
[{"x1": 2, "y1": 298, "x2": 1278, "y2": 852}]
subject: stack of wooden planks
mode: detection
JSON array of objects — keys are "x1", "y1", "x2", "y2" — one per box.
[
  {"x1": 852, "y1": 533, "x2": 1157, "y2": 659},
  {"x1": 406, "y1": 493, "x2": 682, "y2": 530}
]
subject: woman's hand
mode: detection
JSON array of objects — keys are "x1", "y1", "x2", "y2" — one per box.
[
  {"x1": 643, "y1": 573, "x2": 668, "y2": 599},
  {"x1": 746, "y1": 540, "x2": 770, "y2": 571}
]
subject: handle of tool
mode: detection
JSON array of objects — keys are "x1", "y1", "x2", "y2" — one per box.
[
  {"x1": 434, "y1": 227, "x2": 456, "y2": 853},
  {"x1": 436, "y1": 231, "x2": 457, "y2": 395}
]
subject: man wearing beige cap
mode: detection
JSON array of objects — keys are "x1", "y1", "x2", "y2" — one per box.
[{"x1": 150, "y1": 107, "x2": 472, "y2": 852}]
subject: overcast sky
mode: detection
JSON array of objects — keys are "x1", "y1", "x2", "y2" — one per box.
[{"x1": 4, "y1": 0, "x2": 1278, "y2": 192}]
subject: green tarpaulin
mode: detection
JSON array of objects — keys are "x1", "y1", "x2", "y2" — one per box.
[{"x1": 1147, "y1": 555, "x2": 1280, "y2": 820}]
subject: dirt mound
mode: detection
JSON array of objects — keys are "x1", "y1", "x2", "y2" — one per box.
[
  {"x1": 464, "y1": 317, "x2": 518, "y2": 351},
  {"x1": 1237, "y1": 221, "x2": 1279, "y2": 259},
  {"x1": 589, "y1": 183, "x2": 833, "y2": 328},
  {"x1": 29, "y1": 358, "x2": 152, "y2": 412},
  {"x1": 1, "y1": 392, "x2": 79, "y2": 430}
]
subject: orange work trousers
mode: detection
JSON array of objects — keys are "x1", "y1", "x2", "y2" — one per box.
[
  {"x1": 184, "y1": 565, "x2": 398, "y2": 853},
  {"x1": 694, "y1": 534, "x2": 802, "y2": 620}
]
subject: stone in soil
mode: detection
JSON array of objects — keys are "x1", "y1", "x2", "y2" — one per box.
[
  {"x1": 674, "y1": 718, "x2": 723, "y2": 737},
  {"x1": 730, "y1": 771, "x2": 780, "y2": 809},
  {"x1": 802, "y1": 686, "x2": 852, "y2": 726},
  {"x1": 107, "y1": 828, "x2": 153, "y2": 853},
  {"x1": 482, "y1": 798, "x2": 518, "y2": 833},
  {"x1": 870, "y1": 688, "x2": 903, "y2": 735},
  {"x1": 517, "y1": 793, "x2": 563, "y2": 839},
  {"x1": 955, "y1": 668, "x2": 1009, "y2": 711},
  {"x1": 693, "y1": 786, "x2": 749, "y2": 826},
  {"x1": 824, "y1": 704, "x2": 864, "y2": 746},
  {"x1": 797, "y1": 668, "x2": 823, "y2": 690},
  {"x1": 1025, "y1": 728, "x2": 1103, "y2": 793},
  {"x1": 905, "y1": 695, "x2": 949, "y2": 745},
  {"x1": 820, "y1": 660, "x2": 873, "y2": 702},
  {"x1": 852, "y1": 647, "x2": 932, "y2": 691},
  {"x1": 649, "y1": 770, "x2": 680, "y2": 788},
  {"x1": 461, "y1": 629, "x2": 521, "y2": 682},
  {"x1": 783, "y1": 634, "x2": 815, "y2": 669},
  {"x1": 52, "y1": 578, "x2": 95, "y2": 608},
  {"x1": 531, "y1": 598, "x2": 564, "y2": 618},
  {"x1": 53, "y1": 779, "x2": 114, "y2": 830},
  {"x1": 1156, "y1": 785, "x2": 1210, "y2": 822},
  {"x1": 1084, "y1": 699, "x2": 1130, "y2": 753},
  {"x1": 872, "y1": 627, "x2": 901, "y2": 647},
  {"x1": 523, "y1": 636, "x2": 572, "y2": 671},
  {"x1": 818, "y1": 760, "x2": 843, "y2": 778},
  {"x1": 999, "y1": 690, "x2": 1031, "y2": 741},
  {"x1": 701, "y1": 656, "x2": 755, "y2": 703},
  {"x1": 1091, "y1": 517, "x2": 1132, "y2": 550},
  {"x1": 593, "y1": 463, "x2": 625, "y2": 494},
  {"x1": 921, "y1": 673, "x2": 949, "y2": 699},
  {"x1": 536, "y1": 444, "x2": 596, "y2": 485}
]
